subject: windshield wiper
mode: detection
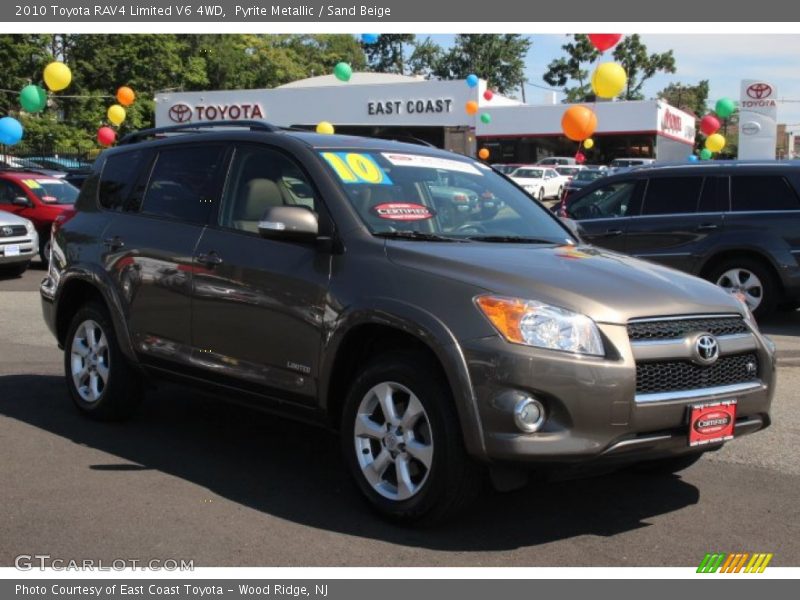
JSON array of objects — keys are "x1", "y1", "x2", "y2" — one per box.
[
  {"x1": 374, "y1": 231, "x2": 466, "y2": 242},
  {"x1": 467, "y1": 235, "x2": 559, "y2": 244}
]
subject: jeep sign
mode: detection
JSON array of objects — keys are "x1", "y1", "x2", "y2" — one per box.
[{"x1": 738, "y1": 79, "x2": 777, "y2": 160}]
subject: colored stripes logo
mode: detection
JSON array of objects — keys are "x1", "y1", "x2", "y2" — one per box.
[{"x1": 697, "y1": 552, "x2": 773, "y2": 573}]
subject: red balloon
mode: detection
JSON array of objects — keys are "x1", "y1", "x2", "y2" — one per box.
[
  {"x1": 575, "y1": 151, "x2": 586, "y2": 164},
  {"x1": 483, "y1": 89, "x2": 494, "y2": 101},
  {"x1": 700, "y1": 114, "x2": 721, "y2": 136},
  {"x1": 97, "y1": 126, "x2": 116, "y2": 146},
  {"x1": 588, "y1": 34, "x2": 623, "y2": 52}
]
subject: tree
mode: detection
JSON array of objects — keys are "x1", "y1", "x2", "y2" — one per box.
[
  {"x1": 362, "y1": 34, "x2": 414, "y2": 74},
  {"x1": 612, "y1": 34, "x2": 676, "y2": 100},
  {"x1": 658, "y1": 80, "x2": 709, "y2": 118},
  {"x1": 542, "y1": 35, "x2": 599, "y2": 102},
  {"x1": 433, "y1": 34, "x2": 531, "y2": 95},
  {"x1": 407, "y1": 37, "x2": 444, "y2": 77}
]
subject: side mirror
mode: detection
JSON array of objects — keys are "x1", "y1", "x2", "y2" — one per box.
[
  {"x1": 258, "y1": 205, "x2": 319, "y2": 241},
  {"x1": 12, "y1": 196, "x2": 31, "y2": 207},
  {"x1": 560, "y1": 217, "x2": 582, "y2": 241}
]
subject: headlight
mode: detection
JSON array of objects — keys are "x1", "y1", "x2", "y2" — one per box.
[
  {"x1": 476, "y1": 295, "x2": 605, "y2": 356},
  {"x1": 24, "y1": 219, "x2": 35, "y2": 234}
]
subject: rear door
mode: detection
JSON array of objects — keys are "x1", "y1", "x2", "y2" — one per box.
[
  {"x1": 622, "y1": 174, "x2": 724, "y2": 272},
  {"x1": 100, "y1": 143, "x2": 229, "y2": 366},
  {"x1": 569, "y1": 178, "x2": 642, "y2": 253}
]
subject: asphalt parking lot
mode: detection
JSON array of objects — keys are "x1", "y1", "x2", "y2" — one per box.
[{"x1": 1, "y1": 262, "x2": 799, "y2": 567}]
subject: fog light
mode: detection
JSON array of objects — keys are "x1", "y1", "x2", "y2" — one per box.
[{"x1": 514, "y1": 397, "x2": 545, "y2": 433}]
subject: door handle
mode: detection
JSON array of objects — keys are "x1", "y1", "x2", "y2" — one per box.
[
  {"x1": 103, "y1": 236, "x2": 124, "y2": 250},
  {"x1": 196, "y1": 252, "x2": 223, "y2": 267},
  {"x1": 697, "y1": 223, "x2": 718, "y2": 231},
  {"x1": 604, "y1": 229, "x2": 624, "y2": 237}
]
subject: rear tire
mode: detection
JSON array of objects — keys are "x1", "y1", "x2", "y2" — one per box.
[
  {"x1": 706, "y1": 257, "x2": 778, "y2": 319},
  {"x1": 537, "y1": 188, "x2": 544, "y2": 202},
  {"x1": 64, "y1": 302, "x2": 142, "y2": 421},
  {"x1": 340, "y1": 352, "x2": 482, "y2": 525},
  {"x1": 633, "y1": 453, "x2": 703, "y2": 475}
]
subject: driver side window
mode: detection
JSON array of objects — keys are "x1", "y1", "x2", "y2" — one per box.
[
  {"x1": 0, "y1": 180, "x2": 23, "y2": 205},
  {"x1": 569, "y1": 181, "x2": 638, "y2": 220}
]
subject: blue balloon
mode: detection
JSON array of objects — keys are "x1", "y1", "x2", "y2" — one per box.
[
  {"x1": 0, "y1": 117, "x2": 23, "y2": 146},
  {"x1": 360, "y1": 34, "x2": 379, "y2": 44},
  {"x1": 688, "y1": 154, "x2": 699, "y2": 162},
  {"x1": 466, "y1": 74, "x2": 479, "y2": 88}
]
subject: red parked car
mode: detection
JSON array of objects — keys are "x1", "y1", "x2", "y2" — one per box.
[{"x1": 0, "y1": 170, "x2": 79, "y2": 263}]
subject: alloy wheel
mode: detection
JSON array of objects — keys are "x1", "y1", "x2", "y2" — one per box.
[
  {"x1": 70, "y1": 319, "x2": 110, "y2": 403},
  {"x1": 716, "y1": 268, "x2": 763, "y2": 312}
]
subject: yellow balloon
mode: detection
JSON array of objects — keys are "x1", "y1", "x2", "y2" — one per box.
[
  {"x1": 591, "y1": 62, "x2": 627, "y2": 99},
  {"x1": 583, "y1": 138, "x2": 594, "y2": 149},
  {"x1": 316, "y1": 121, "x2": 334, "y2": 135},
  {"x1": 705, "y1": 133, "x2": 725, "y2": 153},
  {"x1": 107, "y1": 104, "x2": 126, "y2": 126},
  {"x1": 43, "y1": 61, "x2": 72, "y2": 92}
]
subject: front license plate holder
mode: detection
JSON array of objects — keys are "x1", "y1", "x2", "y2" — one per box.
[
  {"x1": 688, "y1": 400, "x2": 737, "y2": 447},
  {"x1": 4, "y1": 244, "x2": 20, "y2": 257}
]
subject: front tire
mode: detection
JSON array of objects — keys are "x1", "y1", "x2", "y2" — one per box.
[
  {"x1": 340, "y1": 352, "x2": 482, "y2": 524},
  {"x1": 64, "y1": 302, "x2": 142, "y2": 421},
  {"x1": 707, "y1": 257, "x2": 778, "y2": 318}
]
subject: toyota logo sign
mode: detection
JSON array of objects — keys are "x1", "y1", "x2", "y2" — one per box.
[
  {"x1": 693, "y1": 333, "x2": 720, "y2": 366},
  {"x1": 169, "y1": 103, "x2": 193, "y2": 123},
  {"x1": 746, "y1": 83, "x2": 773, "y2": 100}
]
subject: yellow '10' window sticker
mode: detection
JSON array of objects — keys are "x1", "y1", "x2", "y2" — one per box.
[
  {"x1": 22, "y1": 179, "x2": 42, "y2": 189},
  {"x1": 321, "y1": 152, "x2": 393, "y2": 185}
]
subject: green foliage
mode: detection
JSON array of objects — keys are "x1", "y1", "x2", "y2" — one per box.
[
  {"x1": 362, "y1": 34, "x2": 415, "y2": 74},
  {"x1": 658, "y1": 80, "x2": 709, "y2": 117},
  {"x1": 612, "y1": 34, "x2": 676, "y2": 100},
  {"x1": 542, "y1": 35, "x2": 599, "y2": 102}
]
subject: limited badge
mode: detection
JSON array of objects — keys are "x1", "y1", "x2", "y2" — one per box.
[{"x1": 372, "y1": 202, "x2": 434, "y2": 221}]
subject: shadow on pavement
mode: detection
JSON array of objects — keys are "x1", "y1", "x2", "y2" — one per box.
[{"x1": 0, "y1": 373, "x2": 700, "y2": 552}]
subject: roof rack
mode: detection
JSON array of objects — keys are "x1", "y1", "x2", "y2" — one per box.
[
  {"x1": 370, "y1": 134, "x2": 437, "y2": 148},
  {"x1": 118, "y1": 120, "x2": 281, "y2": 145}
]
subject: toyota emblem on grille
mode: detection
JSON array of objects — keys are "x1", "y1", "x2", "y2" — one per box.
[
  {"x1": 694, "y1": 334, "x2": 720, "y2": 365},
  {"x1": 1, "y1": 226, "x2": 12, "y2": 236},
  {"x1": 168, "y1": 103, "x2": 193, "y2": 123},
  {"x1": 746, "y1": 83, "x2": 773, "y2": 99}
]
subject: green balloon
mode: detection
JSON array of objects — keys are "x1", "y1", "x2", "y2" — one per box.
[
  {"x1": 480, "y1": 112, "x2": 491, "y2": 124},
  {"x1": 715, "y1": 97, "x2": 736, "y2": 119},
  {"x1": 700, "y1": 148, "x2": 713, "y2": 160},
  {"x1": 19, "y1": 84, "x2": 47, "y2": 113},
  {"x1": 333, "y1": 62, "x2": 352, "y2": 82}
]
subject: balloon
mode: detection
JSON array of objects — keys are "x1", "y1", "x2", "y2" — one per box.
[
  {"x1": 575, "y1": 152, "x2": 586, "y2": 164},
  {"x1": 0, "y1": 117, "x2": 24, "y2": 146},
  {"x1": 316, "y1": 121, "x2": 335, "y2": 135},
  {"x1": 688, "y1": 154, "x2": 699, "y2": 162},
  {"x1": 699, "y1": 148, "x2": 713, "y2": 160},
  {"x1": 591, "y1": 62, "x2": 627, "y2": 99},
  {"x1": 483, "y1": 89, "x2": 494, "y2": 101},
  {"x1": 705, "y1": 133, "x2": 726, "y2": 153},
  {"x1": 583, "y1": 138, "x2": 594, "y2": 149},
  {"x1": 107, "y1": 104, "x2": 126, "y2": 126},
  {"x1": 19, "y1": 84, "x2": 47, "y2": 113},
  {"x1": 465, "y1": 100, "x2": 479, "y2": 115},
  {"x1": 360, "y1": 34, "x2": 379, "y2": 44},
  {"x1": 480, "y1": 113, "x2": 492, "y2": 124},
  {"x1": 97, "y1": 126, "x2": 116, "y2": 146},
  {"x1": 333, "y1": 62, "x2": 352, "y2": 82},
  {"x1": 43, "y1": 61, "x2": 72, "y2": 92},
  {"x1": 116, "y1": 86, "x2": 135, "y2": 106},
  {"x1": 478, "y1": 148, "x2": 490, "y2": 160},
  {"x1": 466, "y1": 74, "x2": 479, "y2": 88},
  {"x1": 588, "y1": 34, "x2": 623, "y2": 52},
  {"x1": 715, "y1": 97, "x2": 736, "y2": 119},
  {"x1": 700, "y1": 114, "x2": 721, "y2": 136},
  {"x1": 561, "y1": 105, "x2": 597, "y2": 141}
]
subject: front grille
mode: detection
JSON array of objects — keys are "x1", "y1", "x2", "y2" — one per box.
[
  {"x1": 628, "y1": 316, "x2": 749, "y2": 341},
  {"x1": 636, "y1": 353, "x2": 759, "y2": 395},
  {"x1": 0, "y1": 225, "x2": 27, "y2": 238}
]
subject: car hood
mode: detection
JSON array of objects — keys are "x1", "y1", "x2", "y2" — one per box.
[
  {"x1": 0, "y1": 209, "x2": 32, "y2": 226},
  {"x1": 511, "y1": 177, "x2": 544, "y2": 186},
  {"x1": 386, "y1": 242, "x2": 744, "y2": 324}
]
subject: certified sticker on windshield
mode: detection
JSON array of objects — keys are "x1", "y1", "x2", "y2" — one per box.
[
  {"x1": 381, "y1": 153, "x2": 482, "y2": 176},
  {"x1": 372, "y1": 202, "x2": 434, "y2": 221}
]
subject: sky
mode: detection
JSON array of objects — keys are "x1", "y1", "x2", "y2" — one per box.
[{"x1": 423, "y1": 34, "x2": 800, "y2": 129}]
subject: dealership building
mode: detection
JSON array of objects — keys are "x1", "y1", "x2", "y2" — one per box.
[{"x1": 155, "y1": 73, "x2": 696, "y2": 163}]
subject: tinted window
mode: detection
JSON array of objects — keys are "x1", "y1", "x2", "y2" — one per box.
[
  {"x1": 698, "y1": 176, "x2": 729, "y2": 213},
  {"x1": 99, "y1": 150, "x2": 149, "y2": 211},
  {"x1": 0, "y1": 179, "x2": 22, "y2": 204},
  {"x1": 641, "y1": 177, "x2": 702, "y2": 215},
  {"x1": 731, "y1": 176, "x2": 800, "y2": 211},
  {"x1": 142, "y1": 145, "x2": 226, "y2": 223},
  {"x1": 220, "y1": 145, "x2": 318, "y2": 233},
  {"x1": 568, "y1": 181, "x2": 638, "y2": 220}
]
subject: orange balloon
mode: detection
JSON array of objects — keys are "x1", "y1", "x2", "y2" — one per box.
[
  {"x1": 561, "y1": 105, "x2": 598, "y2": 142},
  {"x1": 465, "y1": 100, "x2": 479, "y2": 116},
  {"x1": 116, "y1": 86, "x2": 135, "y2": 106},
  {"x1": 478, "y1": 148, "x2": 490, "y2": 160}
]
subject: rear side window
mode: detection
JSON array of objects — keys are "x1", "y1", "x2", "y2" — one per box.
[
  {"x1": 641, "y1": 177, "x2": 702, "y2": 215},
  {"x1": 141, "y1": 145, "x2": 226, "y2": 223},
  {"x1": 731, "y1": 176, "x2": 800, "y2": 211},
  {"x1": 99, "y1": 150, "x2": 149, "y2": 211}
]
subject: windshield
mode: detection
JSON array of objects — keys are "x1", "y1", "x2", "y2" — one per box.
[
  {"x1": 319, "y1": 150, "x2": 573, "y2": 243},
  {"x1": 20, "y1": 178, "x2": 79, "y2": 204},
  {"x1": 575, "y1": 170, "x2": 605, "y2": 182},
  {"x1": 511, "y1": 168, "x2": 544, "y2": 179}
]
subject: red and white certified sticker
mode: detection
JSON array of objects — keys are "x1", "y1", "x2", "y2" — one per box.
[
  {"x1": 688, "y1": 400, "x2": 737, "y2": 446},
  {"x1": 372, "y1": 202, "x2": 434, "y2": 221}
]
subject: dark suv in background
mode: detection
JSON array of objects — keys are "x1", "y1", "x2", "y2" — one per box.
[
  {"x1": 41, "y1": 123, "x2": 774, "y2": 523},
  {"x1": 566, "y1": 162, "x2": 800, "y2": 318}
]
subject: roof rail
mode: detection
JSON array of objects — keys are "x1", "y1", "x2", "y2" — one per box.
[
  {"x1": 370, "y1": 134, "x2": 437, "y2": 148},
  {"x1": 118, "y1": 120, "x2": 281, "y2": 145}
]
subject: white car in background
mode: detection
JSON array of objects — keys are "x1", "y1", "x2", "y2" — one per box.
[
  {"x1": 510, "y1": 166, "x2": 563, "y2": 201},
  {"x1": 553, "y1": 165, "x2": 586, "y2": 189}
]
